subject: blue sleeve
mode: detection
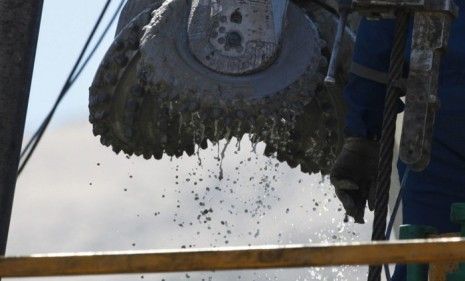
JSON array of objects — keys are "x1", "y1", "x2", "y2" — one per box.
[{"x1": 343, "y1": 18, "x2": 396, "y2": 139}]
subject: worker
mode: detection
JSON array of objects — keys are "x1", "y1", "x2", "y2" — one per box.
[{"x1": 330, "y1": 2, "x2": 465, "y2": 280}]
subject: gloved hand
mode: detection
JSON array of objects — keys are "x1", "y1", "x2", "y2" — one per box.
[{"x1": 330, "y1": 137, "x2": 379, "y2": 223}]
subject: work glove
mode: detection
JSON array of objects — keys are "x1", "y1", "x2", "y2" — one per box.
[{"x1": 330, "y1": 137, "x2": 379, "y2": 223}]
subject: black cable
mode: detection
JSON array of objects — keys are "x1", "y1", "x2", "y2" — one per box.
[
  {"x1": 18, "y1": 0, "x2": 125, "y2": 176},
  {"x1": 367, "y1": 11, "x2": 409, "y2": 281},
  {"x1": 19, "y1": 0, "x2": 113, "y2": 165},
  {"x1": 20, "y1": 0, "x2": 114, "y2": 160},
  {"x1": 382, "y1": 167, "x2": 410, "y2": 281},
  {"x1": 20, "y1": 0, "x2": 125, "y2": 168},
  {"x1": 21, "y1": 0, "x2": 126, "y2": 159},
  {"x1": 71, "y1": 0, "x2": 126, "y2": 84}
]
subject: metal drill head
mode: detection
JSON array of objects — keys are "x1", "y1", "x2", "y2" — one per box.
[
  {"x1": 89, "y1": 0, "x2": 353, "y2": 174},
  {"x1": 262, "y1": 1, "x2": 356, "y2": 174}
]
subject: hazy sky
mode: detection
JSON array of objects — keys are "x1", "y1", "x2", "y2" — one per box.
[{"x1": 26, "y1": 0, "x2": 123, "y2": 133}]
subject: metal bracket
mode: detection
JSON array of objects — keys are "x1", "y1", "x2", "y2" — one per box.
[
  {"x1": 399, "y1": 11, "x2": 453, "y2": 170},
  {"x1": 326, "y1": 0, "x2": 458, "y2": 171}
]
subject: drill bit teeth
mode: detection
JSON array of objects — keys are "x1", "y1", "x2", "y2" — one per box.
[
  {"x1": 267, "y1": 85, "x2": 346, "y2": 175},
  {"x1": 260, "y1": 3, "x2": 356, "y2": 175},
  {"x1": 89, "y1": 0, "x2": 352, "y2": 174}
]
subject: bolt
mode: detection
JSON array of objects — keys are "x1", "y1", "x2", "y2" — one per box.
[
  {"x1": 225, "y1": 31, "x2": 242, "y2": 48},
  {"x1": 230, "y1": 10, "x2": 242, "y2": 24}
]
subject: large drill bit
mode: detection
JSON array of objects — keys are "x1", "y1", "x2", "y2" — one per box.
[{"x1": 89, "y1": 0, "x2": 353, "y2": 175}]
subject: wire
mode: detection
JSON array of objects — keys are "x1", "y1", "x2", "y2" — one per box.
[
  {"x1": 382, "y1": 166, "x2": 411, "y2": 281},
  {"x1": 21, "y1": 0, "x2": 125, "y2": 161},
  {"x1": 20, "y1": 0, "x2": 113, "y2": 160},
  {"x1": 368, "y1": 12, "x2": 409, "y2": 281},
  {"x1": 70, "y1": 0, "x2": 126, "y2": 84},
  {"x1": 385, "y1": 167, "x2": 410, "y2": 239},
  {"x1": 19, "y1": 0, "x2": 113, "y2": 168},
  {"x1": 18, "y1": 0, "x2": 126, "y2": 176}
]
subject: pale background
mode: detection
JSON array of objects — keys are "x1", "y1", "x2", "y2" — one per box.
[{"x1": 5, "y1": 1, "x2": 400, "y2": 280}]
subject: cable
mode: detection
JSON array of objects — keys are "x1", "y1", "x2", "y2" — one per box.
[
  {"x1": 18, "y1": 0, "x2": 126, "y2": 176},
  {"x1": 368, "y1": 11, "x2": 409, "y2": 281},
  {"x1": 385, "y1": 167, "x2": 410, "y2": 239},
  {"x1": 70, "y1": 0, "x2": 126, "y2": 84},
  {"x1": 382, "y1": 166, "x2": 411, "y2": 281},
  {"x1": 19, "y1": 0, "x2": 113, "y2": 167},
  {"x1": 20, "y1": 0, "x2": 113, "y2": 160},
  {"x1": 22, "y1": 0, "x2": 126, "y2": 159}
]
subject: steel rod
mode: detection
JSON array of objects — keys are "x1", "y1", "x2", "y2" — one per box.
[{"x1": 1, "y1": 238, "x2": 465, "y2": 278}]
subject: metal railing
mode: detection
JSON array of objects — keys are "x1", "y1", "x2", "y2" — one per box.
[{"x1": 1, "y1": 237, "x2": 464, "y2": 278}]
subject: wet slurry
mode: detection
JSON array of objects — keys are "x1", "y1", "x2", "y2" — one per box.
[
  {"x1": 10, "y1": 126, "x2": 373, "y2": 281},
  {"x1": 116, "y1": 136, "x2": 372, "y2": 281}
]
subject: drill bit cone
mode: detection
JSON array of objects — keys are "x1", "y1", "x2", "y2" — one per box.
[
  {"x1": 89, "y1": 0, "x2": 349, "y2": 174},
  {"x1": 267, "y1": 84, "x2": 347, "y2": 175},
  {"x1": 264, "y1": 5, "x2": 355, "y2": 175}
]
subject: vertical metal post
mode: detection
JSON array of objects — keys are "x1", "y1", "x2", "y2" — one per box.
[{"x1": 0, "y1": 0, "x2": 44, "y2": 257}]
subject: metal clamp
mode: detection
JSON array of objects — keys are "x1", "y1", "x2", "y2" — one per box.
[
  {"x1": 400, "y1": 10, "x2": 454, "y2": 170},
  {"x1": 326, "y1": 0, "x2": 458, "y2": 171}
]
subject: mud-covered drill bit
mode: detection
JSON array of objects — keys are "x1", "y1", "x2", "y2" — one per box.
[{"x1": 89, "y1": 0, "x2": 355, "y2": 175}]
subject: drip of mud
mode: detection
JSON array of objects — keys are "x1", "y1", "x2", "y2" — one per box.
[{"x1": 218, "y1": 137, "x2": 232, "y2": 181}]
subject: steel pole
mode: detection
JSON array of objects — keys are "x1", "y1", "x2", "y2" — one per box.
[{"x1": 0, "y1": 0, "x2": 44, "y2": 256}]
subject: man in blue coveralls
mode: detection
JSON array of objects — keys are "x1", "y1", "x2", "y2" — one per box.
[{"x1": 330, "y1": 2, "x2": 465, "y2": 280}]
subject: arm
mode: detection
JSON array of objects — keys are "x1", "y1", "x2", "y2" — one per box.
[
  {"x1": 343, "y1": 18, "x2": 396, "y2": 140},
  {"x1": 331, "y1": 18, "x2": 400, "y2": 223}
]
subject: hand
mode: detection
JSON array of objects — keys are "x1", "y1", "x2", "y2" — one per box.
[{"x1": 330, "y1": 137, "x2": 379, "y2": 223}]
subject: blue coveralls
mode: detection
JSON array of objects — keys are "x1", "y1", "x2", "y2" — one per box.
[{"x1": 343, "y1": 3, "x2": 465, "y2": 280}]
